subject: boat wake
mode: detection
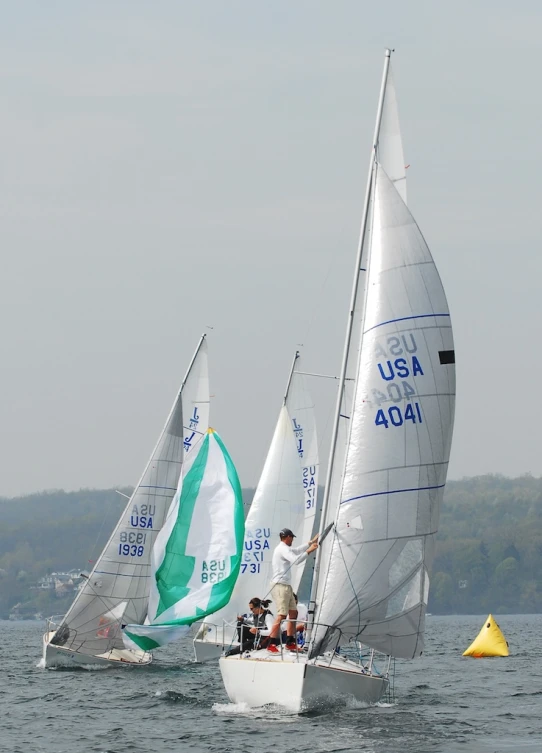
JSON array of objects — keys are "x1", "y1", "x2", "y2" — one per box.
[{"x1": 212, "y1": 701, "x2": 296, "y2": 721}]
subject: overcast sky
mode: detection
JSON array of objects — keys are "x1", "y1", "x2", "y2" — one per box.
[{"x1": 1, "y1": 1, "x2": 541, "y2": 497}]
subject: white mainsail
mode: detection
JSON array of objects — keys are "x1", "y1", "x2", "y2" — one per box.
[
  {"x1": 198, "y1": 352, "x2": 318, "y2": 645},
  {"x1": 377, "y1": 64, "x2": 407, "y2": 204},
  {"x1": 47, "y1": 336, "x2": 209, "y2": 660},
  {"x1": 321, "y1": 61, "x2": 408, "y2": 547},
  {"x1": 310, "y1": 162, "x2": 455, "y2": 660}
]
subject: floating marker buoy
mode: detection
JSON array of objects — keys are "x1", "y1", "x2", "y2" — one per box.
[{"x1": 463, "y1": 614, "x2": 509, "y2": 657}]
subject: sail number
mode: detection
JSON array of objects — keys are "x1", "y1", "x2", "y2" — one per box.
[
  {"x1": 120, "y1": 531, "x2": 147, "y2": 544},
  {"x1": 241, "y1": 563, "x2": 261, "y2": 574},
  {"x1": 375, "y1": 402, "x2": 422, "y2": 428},
  {"x1": 118, "y1": 544, "x2": 145, "y2": 557}
]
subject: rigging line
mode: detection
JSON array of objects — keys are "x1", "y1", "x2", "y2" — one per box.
[
  {"x1": 335, "y1": 532, "x2": 363, "y2": 644},
  {"x1": 300, "y1": 250, "x2": 338, "y2": 347}
]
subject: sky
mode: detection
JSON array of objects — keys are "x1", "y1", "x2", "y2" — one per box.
[{"x1": 1, "y1": 1, "x2": 541, "y2": 497}]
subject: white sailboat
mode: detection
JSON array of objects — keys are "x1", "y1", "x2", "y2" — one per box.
[
  {"x1": 219, "y1": 49, "x2": 456, "y2": 711},
  {"x1": 193, "y1": 351, "x2": 318, "y2": 661},
  {"x1": 42, "y1": 335, "x2": 209, "y2": 667}
]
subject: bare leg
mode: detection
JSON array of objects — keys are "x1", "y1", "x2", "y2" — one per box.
[
  {"x1": 269, "y1": 613, "x2": 286, "y2": 640},
  {"x1": 286, "y1": 609, "x2": 298, "y2": 640}
]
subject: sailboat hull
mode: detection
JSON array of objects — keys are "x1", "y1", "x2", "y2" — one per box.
[
  {"x1": 42, "y1": 631, "x2": 152, "y2": 668},
  {"x1": 193, "y1": 638, "x2": 224, "y2": 663},
  {"x1": 219, "y1": 651, "x2": 388, "y2": 712}
]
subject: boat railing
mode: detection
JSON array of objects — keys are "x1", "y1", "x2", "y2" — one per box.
[
  {"x1": 45, "y1": 615, "x2": 66, "y2": 634},
  {"x1": 195, "y1": 619, "x2": 238, "y2": 645},
  {"x1": 224, "y1": 617, "x2": 391, "y2": 677}
]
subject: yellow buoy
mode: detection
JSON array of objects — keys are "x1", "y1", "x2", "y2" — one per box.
[{"x1": 463, "y1": 614, "x2": 509, "y2": 657}]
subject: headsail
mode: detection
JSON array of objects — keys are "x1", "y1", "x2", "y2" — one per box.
[
  {"x1": 311, "y1": 164, "x2": 455, "y2": 660},
  {"x1": 50, "y1": 336, "x2": 209, "y2": 657},
  {"x1": 123, "y1": 429, "x2": 245, "y2": 650},
  {"x1": 200, "y1": 352, "x2": 319, "y2": 640}
]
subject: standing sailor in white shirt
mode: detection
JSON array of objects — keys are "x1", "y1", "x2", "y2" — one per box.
[{"x1": 266, "y1": 527, "x2": 318, "y2": 653}]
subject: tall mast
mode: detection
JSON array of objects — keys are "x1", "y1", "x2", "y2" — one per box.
[
  {"x1": 283, "y1": 350, "x2": 300, "y2": 403},
  {"x1": 180, "y1": 333, "x2": 207, "y2": 393},
  {"x1": 307, "y1": 49, "x2": 393, "y2": 629}
]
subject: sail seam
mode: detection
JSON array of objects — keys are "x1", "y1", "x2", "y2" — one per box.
[
  {"x1": 341, "y1": 483, "x2": 445, "y2": 505},
  {"x1": 363, "y1": 313, "x2": 450, "y2": 334},
  {"x1": 138, "y1": 485, "x2": 178, "y2": 491}
]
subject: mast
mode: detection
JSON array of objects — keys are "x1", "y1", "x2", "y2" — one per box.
[
  {"x1": 307, "y1": 49, "x2": 393, "y2": 632},
  {"x1": 283, "y1": 350, "x2": 300, "y2": 403},
  {"x1": 181, "y1": 333, "x2": 207, "y2": 394}
]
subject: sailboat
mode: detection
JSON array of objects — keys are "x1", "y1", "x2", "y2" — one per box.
[
  {"x1": 193, "y1": 351, "x2": 319, "y2": 662},
  {"x1": 42, "y1": 335, "x2": 209, "y2": 667},
  {"x1": 219, "y1": 49, "x2": 456, "y2": 711}
]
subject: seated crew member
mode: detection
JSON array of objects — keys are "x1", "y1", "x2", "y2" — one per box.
[{"x1": 225, "y1": 598, "x2": 273, "y2": 657}]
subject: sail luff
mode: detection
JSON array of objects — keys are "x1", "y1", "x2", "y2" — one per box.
[{"x1": 307, "y1": 49, "x2": 393, "y2": 642}]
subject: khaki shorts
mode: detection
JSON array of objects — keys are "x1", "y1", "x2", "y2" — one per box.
[{"x1": 271, "y1": 583, "x2": 297, "y2": 615}]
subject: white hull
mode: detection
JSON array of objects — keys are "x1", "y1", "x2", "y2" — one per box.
[
  {"x1": 219, "y1": 650, "x2": 388, "y2": 712},
  {"x1": 42, "y1": 632, "x2": 152, "y2": 668},
  {"x1": 193, "y1": 638, "x2": 224, "y2": 663}
]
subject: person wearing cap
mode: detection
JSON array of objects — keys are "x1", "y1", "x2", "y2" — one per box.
[{"x1": 266, "y1": 528, "x2": 318, "y2": 653}]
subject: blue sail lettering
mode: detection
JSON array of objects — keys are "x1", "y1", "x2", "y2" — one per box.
[
  {"x1": 412, "y1": 356, "x2": 424, "y2": 376},
  {"x1": 394, "y1": 358, "x2": 409, "y2": 378},
  {"x1": 378, "y1": 361, "x2": 395, "y2": 381}
]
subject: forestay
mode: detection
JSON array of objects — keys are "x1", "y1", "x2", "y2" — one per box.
[
  {"x1": 50, "y1": 337, "x2": 209, "y2": 657},
  {"x1": 200, "y1": 356, "x2": 318, "y2": 640},
  {"x1": 311, "y1": 166, "x2": 455, "y2": 660},
  {"x1": 123, "y1": 429, "x2": 244, "y2": 650}
]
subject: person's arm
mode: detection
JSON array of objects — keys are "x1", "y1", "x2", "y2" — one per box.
[
  {"x1": 259, "y1": 613, "x2": 275, "y2": 637},
  {"x1": 290, "y1": 534, "x2": 319, "y2": 557}
]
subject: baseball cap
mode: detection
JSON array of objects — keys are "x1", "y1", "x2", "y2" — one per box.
[{"x1": 279, "y1": 528, "x2": 296, "y2": 538}]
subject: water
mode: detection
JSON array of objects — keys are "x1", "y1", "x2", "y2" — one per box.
[{"x1": 2, "y1": 615, "x2": 541, "y2": 753}]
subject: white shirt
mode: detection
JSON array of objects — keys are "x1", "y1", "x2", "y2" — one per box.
[{"x1": 271, "y1": 540, "x2": 309, "y2": 585}]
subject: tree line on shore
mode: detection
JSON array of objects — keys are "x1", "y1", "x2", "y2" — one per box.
[{"x1": 1, "y1": 474, "x2": 541, "y2": 618}]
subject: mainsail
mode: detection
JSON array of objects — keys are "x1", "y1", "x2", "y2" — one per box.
[
  {"x1": 310, "y1": 55, "x2": 455, "y2": 661},
  {"x1": 49, "y1": 336, "x2": 209, "y2": 657},
  {"x1": 123, "y1": 429, "x2": 245, "y2": 650},
  {"x1": 311, "y1": 165, "x2": 455, "y2": 660},
  {"x1": 201, "y1": 352, "x2": 318, "y2": 639},
  {"x1": 314, "y1": 60, "x2": 409, "y2": 581},
  {"x1": 378, "y1": 64, "x2": 407, "y2": 204}
]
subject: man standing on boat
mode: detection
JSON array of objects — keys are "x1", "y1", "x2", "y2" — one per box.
[{"x1": 266, "y1": 528, "x2": 319, "y2": 653}]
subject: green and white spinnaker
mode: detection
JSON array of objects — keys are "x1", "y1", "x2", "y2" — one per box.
[{"x1": 123, "y1": 429, "x2": 244, "y2": 651}]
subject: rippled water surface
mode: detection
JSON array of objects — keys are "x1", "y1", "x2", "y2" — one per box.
[{"x1": 2, "y1": 615, "x2": 541, "y2": 753}]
